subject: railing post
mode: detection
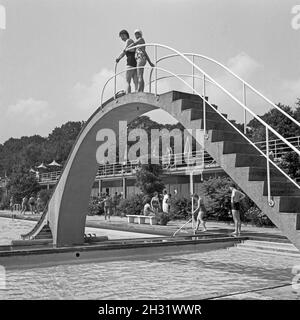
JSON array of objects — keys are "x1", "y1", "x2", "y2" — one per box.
[
  {"x1": 203, "y1": 74, "x2": 207, "y2": 137},
  {"x1": 274, "y1": 140, "x2": 277, "y2": 159},
  {"x1": 155, "y1": 45, "x2": 158, "y2": 96},
  {"x1": 243, "y1": 83, "x2": 247, "y2": 134},
  {"x1": 114, "y1": 63, "x2": 117, "y2": 99},
  {"x1": 192, "y1": 55, "x2": 195, "y2": 94},
  {"x1": 266, "y1": 127, "x2": 274, "y2": 206}
]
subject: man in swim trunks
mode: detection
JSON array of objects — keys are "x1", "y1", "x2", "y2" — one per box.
[
  {"x1": 116, "y1": 29, "x2": 138, "y2": 94},
  {"x1": 229, "y1": 184, "x2": 246, "y2": 236},
  {"x1": 192, "y1": 194, "x2": 207, "y2": 234}
]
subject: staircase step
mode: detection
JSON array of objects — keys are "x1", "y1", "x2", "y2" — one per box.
[
  {"x1": 237, "y1": 244, "x2": 299, "y2": 254},
  {"x1": 190, "y1": 108, "x2": 227, "y2": 121},
  {"x1": 236, "y1": 240, "x2": 300, "y2": 253},
  {"x1": 180, "y1": 99, "x2": 214, "y2": 112},
  {"x1": 171, "y1": 91, "x2": 206, "y2": 102},
  {"x1": 190, "y1": 119, "x2": 234, "y2": 131},
  {"x1": 235, "y1": 244, "x2": 300, "y2": 257},
  {"x1": 242, "y1": 240, "x2": 296, "y2": 248},
  {"x1": 235, "y1": 153, "x2": 267, "y2": 167},
  {"x1": 209, "y1": 130, "x2": 246, "y2": 143},
  {"x1": 248, "y1": 167, "x2": 288, "y2": 182},
  {"x1": 222, "y1": 141, "x2": 260, "y2": 155},
  {"x1": 279, "y1": 196, "x2": 300, "y2": 213},
  {"x1": 263, "y1": 181, "x2": 300, "y2": 197}
]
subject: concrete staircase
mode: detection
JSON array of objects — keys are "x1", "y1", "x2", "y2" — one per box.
[
  {"x1": 34, "y1": 224, "x2": 52, "y2": 240},
  {"x1": 22, "y1": 90, "x2": 300, "y2": 248},
  {"x1": 235, "y1": 240, "x2": 300, "y2": 257},
  {"x1": 160, "y1": 91, "x2": 300, "y2": 251}
]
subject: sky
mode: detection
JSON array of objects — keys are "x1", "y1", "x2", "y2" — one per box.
[{"x1": 0, "y1": 0, "x2": 299, "y2": 143}]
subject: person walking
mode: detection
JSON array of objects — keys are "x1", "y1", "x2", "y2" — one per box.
[
  {"x1": 20, "y1": 196, "x2": 28, "y2": 214},
  {"x1": 9, "y1": 196, "x2": 16, "y2": 220},
  {"x1": 112, "y1": 192, "x2": 120, "y2": 215},
  {"x1": 126, "y1": 29, "x2": 154, "y2": 92},
  {"x1": 229, "y1": 184, "x2": 246, "y2": 236},
  {"x1": 116, "y1": 29, "x2": 138, "y2": 93},
  {"x1": 36, "y1": 194, "x2": 43, "y2": 214},
  {"x1": 28, "y1": 195, "x2": 36, "y2": 215},
  {"x1": 103, "y1": 194, "x2": 112, "y2": 221},
  {"x1": 162, "y1": 190, "x2": 170, "y2": 214},
  {"x1": 193, "y1": 194, "x2": 207, "y2": 234}
]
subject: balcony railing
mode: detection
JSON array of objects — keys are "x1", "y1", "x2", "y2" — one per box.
[{"x1": 37, "y1": 135, "x2": 300, "y2": 185}]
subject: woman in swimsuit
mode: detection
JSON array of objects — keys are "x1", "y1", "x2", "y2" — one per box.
[
  {"x1": 193, "y1": 194, "x2": 207, "y2": 233},
  {"x1": 151, "y1": 191, "x2": 161, "y2": 214},
  {"x1": 143, "y1": 197, "x2": 155, "y2": 216},
  {"x1": 127, "y1": 29, "x2": 154, "y2": 92}
]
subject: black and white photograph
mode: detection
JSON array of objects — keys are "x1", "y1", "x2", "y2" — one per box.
[{"x1": 0, "y1": 0, "x2": 300, "y2": 310}]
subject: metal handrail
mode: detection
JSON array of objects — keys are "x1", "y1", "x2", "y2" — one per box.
[
  {"x1": 112, "y1": 43, "x2": 300, "y2": 158},
  {"x1": 106, "y1": 43, "x2": 300, "y2": 206},
  {"x1": 148, "y1": 52, "x2": 300, "y2": 131},
  {"x1": 38, "y1": 134, "x2": 300, "y2": 184},
  {"x1": 146, "y1": 73, "x2": 215, "y2": 88},
  {"x1": 103, "y1": 64, "x2": 300, "y2": 196}
]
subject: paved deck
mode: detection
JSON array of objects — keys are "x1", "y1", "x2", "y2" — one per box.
[{"x1": 0, "y1": 210, "x2": 286, "y2": 239}]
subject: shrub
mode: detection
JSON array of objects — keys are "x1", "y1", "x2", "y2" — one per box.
[
  {"x1": 87, "y1": 197, "x2": 102, "y2": 216},
  {"x1": 169, "y1": 196, "x2": 192, "y2": 220},
  {"x1": 38, "y1": 189, "x2": 52, "y2": 206},
  {"x1": 244, "y1": 206, "x2": 274, "y2": 227},
  {"x1": 0, "y1": 194, "x2": 10, "y2": 210},
  {"x1": 6, "y1": 170, "x2": 41, "y2": 204},
  {"x1": 135, "y1": 164, "x2": 165, "y2": 197},
  {"x1": 198, "y1": 176, "x2": 233, "y2": 221},
  {"x1": 118, "y1": 193, "x2": 145, "y2": 216},
  {"x1": 156, "y1": 212, "x2": 170, "y2": 225}
]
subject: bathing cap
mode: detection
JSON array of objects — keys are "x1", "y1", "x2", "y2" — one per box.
[{"x1": 134, "y1": 29, "x2": 142, "y2": 36}]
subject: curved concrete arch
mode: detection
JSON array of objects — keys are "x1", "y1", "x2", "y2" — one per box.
[{"x1": 46, "y1": 92, "x2": 177, "y2": 246}]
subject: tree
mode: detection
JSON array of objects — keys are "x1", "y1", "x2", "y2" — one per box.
[
  {"x1": 247, "y1": 102, "x2": 300, "y2": 142},
  {"x1": 6, "y1": 168, "x2": 41, "y2": 203},
  {"x1": 135, "y1": 164, "x2": 165, "y2": 196},
  {"x1": 0, "y1": 121, "x2": 84, "y2": 176},
  {"x1": 280, "y1": 151, "x2": 300, "y2": 178}
]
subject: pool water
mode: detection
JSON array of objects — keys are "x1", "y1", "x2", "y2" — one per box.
[{"x1": 0, "y1": 218, "x2": 300, "y2": 300}]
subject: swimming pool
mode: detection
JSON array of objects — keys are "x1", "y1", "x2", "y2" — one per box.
[{"x1": 0, "y1": 217, "x2": 299, "y2": 300}]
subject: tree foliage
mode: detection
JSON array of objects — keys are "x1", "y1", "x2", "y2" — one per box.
[
  {"x1": 135, "y1": 164, "x2": 165, "y2": 196},
  {"x1": 247, "y1": 103, "x2": 300, "y2": 142},
  {"x1": 0, "y1": 121, "x2": 84, "y2": 177},
  {"x1": 6, "y1": 169, "x2": 41, "y2": 203}
]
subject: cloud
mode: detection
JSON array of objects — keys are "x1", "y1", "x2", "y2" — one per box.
[
  {"x1": 205, "y1": 52, "x2": 263, "y2": 122},
  {"x1": 0, "y1": 98, "x2": 55, "y2": 142},
  {"x1": 71, "y1": 68, "x2": 126, "y2": 113},
  {"x1": 6, "y1": 98, "x2": 53, "y2": 125},
  {"x1": 227, "y1": 52, "x2": 261, "y2": 79},
  {"x1": 278, "y1": 78, "x2": 300, "y2": 106}
]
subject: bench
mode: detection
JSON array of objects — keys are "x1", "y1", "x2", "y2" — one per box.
[{"x1": 126, "y1": 214, "x2": 158, "y2": 225}]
